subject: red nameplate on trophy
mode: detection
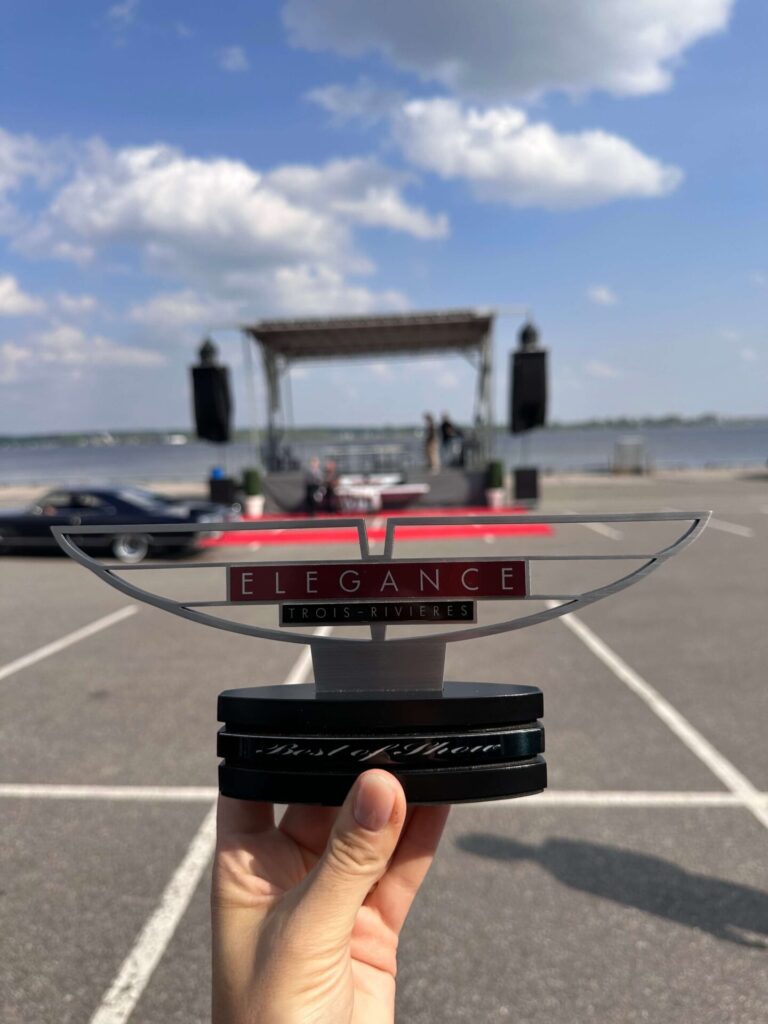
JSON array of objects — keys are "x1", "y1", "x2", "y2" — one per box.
[{"x1": 227, "y1": 560, "x2": 527, "y2": 603}]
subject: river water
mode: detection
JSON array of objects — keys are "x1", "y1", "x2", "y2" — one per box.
[{"x1": 1, "y1": 422, "x2": 766, "y2": 487}]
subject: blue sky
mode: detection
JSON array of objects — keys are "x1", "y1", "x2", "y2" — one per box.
[{"x1": 0, "y1": 0, "x2": 765, "y2": 432}]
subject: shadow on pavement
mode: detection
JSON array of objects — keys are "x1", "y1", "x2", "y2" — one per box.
[{"x1": 457, "y1": 833, "x2": 768, "y2": 948}]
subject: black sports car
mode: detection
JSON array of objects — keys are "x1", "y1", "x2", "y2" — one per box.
[{"x1": 0, "y1": 486, "x2": 239, "y2": 562}]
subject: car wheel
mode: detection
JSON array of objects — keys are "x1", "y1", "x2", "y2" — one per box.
[{"x1": 112, "y1": 534, "x2": 150, "y2": 564}]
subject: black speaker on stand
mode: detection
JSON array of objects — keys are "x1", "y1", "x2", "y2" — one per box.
[
  {"x1": 190, "y1": 339, "x2": 236, "y2": 503},
  {"x1": 509, "y1": 322, "x2": 547, "y2": 507}
]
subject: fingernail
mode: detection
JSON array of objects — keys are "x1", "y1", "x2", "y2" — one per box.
[{"x1": 353, "y1": 773, "x2": 396, "y2": 832}]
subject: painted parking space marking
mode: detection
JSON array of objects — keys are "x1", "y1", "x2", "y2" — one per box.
[
  {"x1": 283, "y1": 624, "x2": 333, "y2": 684},
  {"x1": 2, "y1": 784, "x2": 763, "y2": 807},
  {"x1": 703, "y1": 517, "x2": 753, "y2": 537},
  {"x1": 664, "y1": 507, "x2": 753, "y2": 538},
  {"x1": 550, "y1": 602, "x2": 768, "y2": 831},
  {"x1": 504, "y1": 791, "x2": 761, "y2": 807},
  {"x1": 580, "y1": 521, "x2": 623, "y2": 540},
  {"x1": 0, "y1": 605, "x2": 138, "y2": 685},
  {"x1": 84, "y1": 625, "x2": 328, "y2": 1024},
  {"x1": 0, "y1": 784, "x2": 220, "y2": 801},
  {"x1": 564, "y1": 509, "x2": 623, "y2": 540},
  {"x1": 88, "y1": 802, "x2": 217, "y2": 1024}
]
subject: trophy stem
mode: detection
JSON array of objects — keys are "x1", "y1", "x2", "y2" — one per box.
[{"x1": 311, "y1": 640, "x2": 446, "y2": 693}]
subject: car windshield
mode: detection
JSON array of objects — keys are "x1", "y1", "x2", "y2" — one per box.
[
  {"x1": 117, "y1": 487, "x2": 168, "y2": 510},
  {"x1": 32, "y1": 491, "x2": 72, "y2": 511}
]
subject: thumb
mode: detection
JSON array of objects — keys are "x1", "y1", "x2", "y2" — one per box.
[{"x1": 296, "y1": 770, "x2": 406, "y2": 942}]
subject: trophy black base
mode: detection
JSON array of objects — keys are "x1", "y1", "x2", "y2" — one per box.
[{"x1": 217, "y1": 682, "x2": 546, "y2": 805}]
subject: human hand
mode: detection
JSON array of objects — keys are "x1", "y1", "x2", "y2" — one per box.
[{"x1": 212, "y1": 770, "x2": 449, "y2": 1024}]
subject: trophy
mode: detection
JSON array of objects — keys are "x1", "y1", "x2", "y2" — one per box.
[{"x1": 54, "y1": 511, "x2": 709, "y2": 805}]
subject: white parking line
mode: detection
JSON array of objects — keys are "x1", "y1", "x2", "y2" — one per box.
[
  {"x1": 85, "y1": 628, "x2": 330, "y2": 1024},
  {"x1": 708, "y1": 518, "x2": 754, "y2": 538},
  {"x1": 283, "y1": 625, "x2": 333, "y2": 684},
  {"x1": 0, "y1": 606, "x2": 138, "y2": 684},
  {"x1": 500, "y1": 791, "x2": 757, "y2": 807},
  {"x1": 550, "y1": 603, "x2": 768, "y2": 831},
  {"x1": 0, "y1": 784, "x2": 219, "y2": 801},
  {"x1": 88, "y1": 802, "x2": 217, "y2": 1024},
  {"x1": 580, "y1": 521, "x2": 623, "y2": 540},
  {"x1": 2, "y1": 783, "x2": 764, "y2": 806},
  {"x1": 663, "y1": 507, "x2": 753, "y2": 538},
  {"x1": 564, "y1": 509, "x2": 623, "y2": 540}
]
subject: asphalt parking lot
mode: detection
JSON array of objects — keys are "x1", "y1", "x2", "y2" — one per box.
[{"x1": 1, "y1": 471, "x2": 767, "y2": 1023}]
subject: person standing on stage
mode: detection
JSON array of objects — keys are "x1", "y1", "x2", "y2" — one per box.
[
  {"x1": 439, "y1": 412, "x2": 465, "y2": 467},
  {"x1": 423, "y1": 413, "x2": 440, "y2": 473}
]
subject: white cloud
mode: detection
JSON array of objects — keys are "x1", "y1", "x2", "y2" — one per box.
[
  {"x1": 585, "y1": 360, "x2": 622, "y2": 380},
  {"x1": 0, "y1": 128, "x2": 48, "y2": 194},
  {"x1": 0, "y1": 323, "x2": 165, "y2": 385},
  {"x1": 0, "y1": 127, "x2": 59, "y2": 229},
  {"x1": 407, "y1": 355, "x2": 469, "y2": 391},
  {"x1": 218, "y1": 46, "x2": 249, "y2": 72},
  {"x1": 15, "y1": 138, "x2": 444, "y2": 320},
  {"x1": 369, "y1": 361, "x2": 394, "y2": 380},
  {"x1": 24, "y1": 140, "x2": 447, "y2": 278},
  {"x1": 26, "y1": 140, "x2": 352, "y2": 276},
  {"x1": 56, "y1": 292, "x2": 98, "y2": 315},
  {"x1": 131, "y1": 268, "x2": 407, "y2": 328},
  {"x1": 392, "y1": 98, "x2": 682, "y2": 209},
  {"x1": 3, "y1": 130, "x2": 446, "y2": 374},
  {"x1": 129, "y1": 289, "x2": 239, "y2": 331},
  {"x1": 266, "y1": 265, "x2": 407, "y2": 315},
  {"x1": 588, "y1": 285, "x2": 619, "y2": 306},
  {"x1": 436, "y1": 367, "x2": 459, "y2": 390},
  {"x1": 722, "y1": 334, "x2": 762, "y2": 366},
  {"x1": 0, "y1": 341, "x2": 32, "y2": 382},
  {"x1": 36, "y1": 323, "x2": 164, "y2": 367},
  {"x1": 750, "y1": 271, "x2": 767, "y2": 288},
  {"x1": 107, "y1": 0, "x2": 139, "y2": 25},
  {"x1": 284, "y1": 0, "x2": 734, "y2": 101},
  {"x1": 0, "y1": 274, "x2": 45, "y2": 316},
  {"x1": 267, "y1": 157, "x2": 448, "y2": 238},
  {"x1": 307, "y1": 79, "x2": 403, "y2": 125}
]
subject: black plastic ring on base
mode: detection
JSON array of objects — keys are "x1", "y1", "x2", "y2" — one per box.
[
  {"x1": 217, "y1": 681, "x2": 546, "y2": 806},
  {"x1": 219, "y1": 758, "x2": 547, "y2": 806},
  {"x1": 219, "y1": 681, "x2": 543, "y2": 731}
]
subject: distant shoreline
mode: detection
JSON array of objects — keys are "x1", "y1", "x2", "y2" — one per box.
[{"x1": 2, "y1": 415, "x2": 767, "y2": 447}]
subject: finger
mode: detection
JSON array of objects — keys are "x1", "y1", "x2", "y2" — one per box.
[
  {"x1": 278, "y1": 804, "x2": 339, "y2": 862},
  {"x1": 368, "y1": 804, "x2": 450, "y2": 933},
  {"x1": 293, "y1": 770, "x2": 406, "y2": 944},
  {"x1": 216, "y1": 795, "x2": 274, "y2": 841}
]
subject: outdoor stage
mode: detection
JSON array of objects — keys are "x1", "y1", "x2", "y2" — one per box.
[{"x1": 1, "y1": 471, "x2": 766, "y2": 1023}]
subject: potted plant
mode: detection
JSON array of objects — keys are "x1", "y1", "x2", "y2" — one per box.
[
  {"x1": 484, "y1": 460, "x2": 506, "y2": 509},
  {"x1": 242, "y1": 467, "x2": 265, "y2": 517}
]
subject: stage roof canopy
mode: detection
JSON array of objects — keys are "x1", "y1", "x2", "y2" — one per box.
[
  {"x1": 243, "y1": 309, "x2": 494, "y2": 362},
  {"x1": 240, "y1": 308, "x2": 497, "y2": 468}
]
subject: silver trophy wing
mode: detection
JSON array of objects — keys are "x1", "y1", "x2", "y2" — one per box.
[{"x1": 53, "y1": 511, "x2": 710, "y2": 647}]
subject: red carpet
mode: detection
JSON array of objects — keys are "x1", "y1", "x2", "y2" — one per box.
[{"x1": 202, "y1": 507, "x2": 552, "y2": 548}]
